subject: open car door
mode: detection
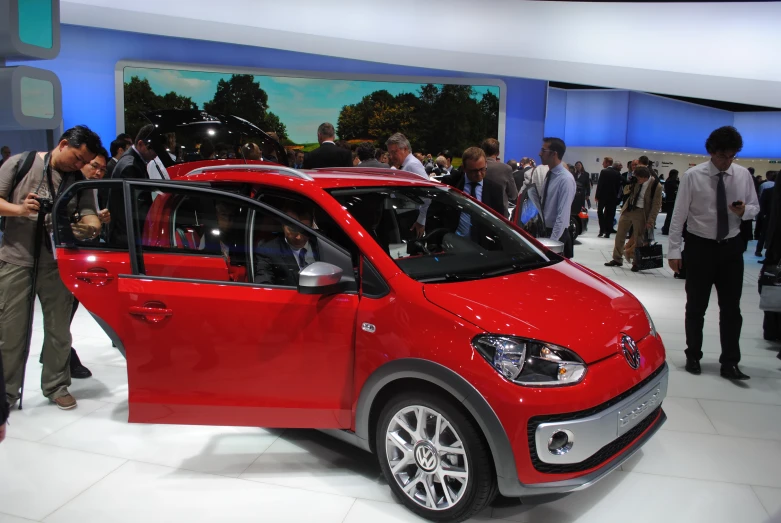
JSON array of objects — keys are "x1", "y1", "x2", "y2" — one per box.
[{"x1": 53, "y1": 179, "x2": 359, "y2": 429}]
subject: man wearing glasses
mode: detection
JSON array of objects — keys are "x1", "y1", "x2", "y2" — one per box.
[
  {"x1": 668, "y1": 126, "x2": 759, "y2": 381},
  {"x1": 539, "y1": 137, "x2": 576, "y2": 258}
]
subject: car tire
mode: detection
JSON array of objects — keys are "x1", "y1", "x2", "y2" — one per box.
[
  {"x1": 375, "y1": 391, "x2": 496, "y2": 522},
  {"x1": 569, "y1": 216, "x2": 579, "y2": 240}
]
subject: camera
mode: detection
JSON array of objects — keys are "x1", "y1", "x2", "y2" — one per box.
[{"x1": 33, "y1": 196, "x2": 53, "y2": 214}]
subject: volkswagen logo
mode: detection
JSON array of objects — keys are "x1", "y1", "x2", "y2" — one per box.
[
  {"x1": 414, "y1": 442, "x2": 439, "y2": 472},
  {"x1": 620, "y1": 334, "x2": 641, "y2": 369}
]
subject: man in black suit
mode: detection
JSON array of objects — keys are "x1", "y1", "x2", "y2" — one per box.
[
  {"x1": 356, "y1": 142, "x2": 389, "y2": 168},
  {"x1": 254, "y1": 204, "x2": 320, "y2": 286},
  {"x1": 108, "y1": 124, "x2": 158, "y2": 246},
  {"x1": 302, "y1": 122, "x2": 352, "y2": 169},
  {"x1": 595, "y1": 157, "x2": 622, "y2": 238},
  {"x1": 481, "y1": 138, "x2": 518, "y2": 218}
]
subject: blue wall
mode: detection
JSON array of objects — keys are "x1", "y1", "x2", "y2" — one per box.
[
  {"x1": 734, "y1": 112, "x2": 781, "y2": 158},
  {"x1": 13, "y1": 25, "x2": 547, "y2": 161},
  {"x1": 546, "y1": 88, "x2": 781, "y2": 157},
  {"x1": 626, "y1": 92, "x2": 733, "y2": 154},
  {"x1": 564, "y1": 90, "x2": 629, "y2": 147}
]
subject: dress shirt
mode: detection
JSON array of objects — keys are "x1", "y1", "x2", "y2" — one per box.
[
  {"x1": 457, "y1": 180, "x2": 483, "y2": 237},
  {"x1": 399, "y1": 153, "x2": 430, "y2": 226},
  {"x1": 287, "y1": 240, "x2": 316, "y2": 270},
  {"x1": 668, "y1": 160, "x2": 759, "y2": 259},
  {"x1": 541, "y1": 163, "x2": 577, "y2": 242},
  {"x1": 635, "y1": 180, "x2": 649, "y2": 209}
]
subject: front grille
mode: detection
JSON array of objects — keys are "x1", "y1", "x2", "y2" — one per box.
[{"x1": 527, "y1": 363, "x2": 666, "y2": 474}]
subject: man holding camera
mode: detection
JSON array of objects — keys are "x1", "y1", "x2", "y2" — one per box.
[{"x1": 0, "y1": 126, "x2": 103, "y2": 410}]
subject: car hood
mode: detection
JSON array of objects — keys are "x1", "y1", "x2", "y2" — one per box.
[{"x1": 422, "y1": 261, "x2": 651, "y2": 364}]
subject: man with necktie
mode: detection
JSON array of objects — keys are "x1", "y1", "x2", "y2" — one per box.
[
  {"x1": 254, "y1": 204, "x2": 320, "y2": 286},
  {"x1": 452, "y1": 147, "x2": 505, "y2": 244},
  {"x1": 668, "y1": 126, "x2": 759, "y2": 380},
  {"x1": 539, "y1": 137, "x2": 576, "y2": 258}
]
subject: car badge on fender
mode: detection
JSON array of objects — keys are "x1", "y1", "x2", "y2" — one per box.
[{"x1": 620, "y1": 334, "x2": 641, "y2": 369}]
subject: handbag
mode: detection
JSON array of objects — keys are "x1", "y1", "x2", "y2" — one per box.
[
  {"x1": 759, "y1": 264, "x2": 781, "y2": 312},
  {"x1": 635, "y1": 230, "x2": 663, "y2": 270}
]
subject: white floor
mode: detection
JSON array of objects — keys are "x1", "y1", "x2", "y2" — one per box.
[{"x1": 2, "y1": 209, "x2": 781, "y2": 523}]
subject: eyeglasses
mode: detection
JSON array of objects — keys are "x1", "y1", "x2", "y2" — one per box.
[{"x1": 89, "y1": 162, "x2": 107, "y2": 173}]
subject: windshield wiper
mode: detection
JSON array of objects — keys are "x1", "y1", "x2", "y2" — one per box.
[{"x1": 419, "y1": 261, "x2": 553, "y2": 283}]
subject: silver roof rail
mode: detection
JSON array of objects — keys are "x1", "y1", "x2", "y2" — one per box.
[{"x1": 185, "y1": 164, "x2": 314, "y2": 181}]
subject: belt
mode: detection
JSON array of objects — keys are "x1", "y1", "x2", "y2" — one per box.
[{"x1": 688, "y1": 233, "x2": 739, "y2": 245}]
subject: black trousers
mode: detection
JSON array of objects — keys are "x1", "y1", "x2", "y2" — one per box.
[
  {"x1": 684, "y1": 234, "x2": 744, "y2": 365},
  {"x1": 546, "y1": 227, "x2": 573, "y2": 259},
  {"x1": 597, "y1": 200, "x2": 617, "y2": 234}
]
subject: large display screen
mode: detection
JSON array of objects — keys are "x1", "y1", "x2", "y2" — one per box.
[{"x1": 119, "y1": 63, "x2": 503, "y2": 159}]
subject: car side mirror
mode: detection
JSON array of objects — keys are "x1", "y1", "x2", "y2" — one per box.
[
  {"x1": 538, "y1": 237, "x2": 564, "y2": 254},
  {"x1": 297, "y1": 262, "x2": 345, "y2": 295}
]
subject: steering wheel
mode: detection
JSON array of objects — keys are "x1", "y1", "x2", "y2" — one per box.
[{"x1": 408, "y1": 228, "x2": 450, "y2": 255}]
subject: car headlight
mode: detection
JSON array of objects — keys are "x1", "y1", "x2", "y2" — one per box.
[
  {"x1": 472, "y1": 335, "x2": 587, "y2": 387},
  {"x1": 642, "y1": 304, "x2": 657, "y2": 338}
]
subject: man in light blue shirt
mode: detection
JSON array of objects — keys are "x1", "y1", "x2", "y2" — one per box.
[{"x1": 540, "y1": 137, "x2": 576, "y2": 258}]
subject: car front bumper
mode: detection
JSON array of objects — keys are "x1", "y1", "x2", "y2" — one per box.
[{"x1": 497, "y1": 363, "x2": 668, "y2": 497}]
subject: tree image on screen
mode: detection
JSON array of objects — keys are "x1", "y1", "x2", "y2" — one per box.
[{"x1": 122, "y1": 67, "x2": 500, "y2": 154}]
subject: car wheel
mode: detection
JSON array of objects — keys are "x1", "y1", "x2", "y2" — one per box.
[
  {"x1": 569, "y1": 216, "x2": 579, "y2": 240},
  {"x1": 375, "y1": 392, "x2": 496, "y2": 522}
]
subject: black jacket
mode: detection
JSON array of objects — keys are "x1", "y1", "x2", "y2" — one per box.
[
  {"x1": 513, "y1": 166, "x2": 531, "y2": 193},
  {"x1": 576, "y1": 171, "x2": 591, "y2": 194},
  {"x1": 303, "y1": 142, "x2": 352, "y2": 169},
  {"x1": 254, "y1": 235, "x2": 320, "y2": 286},
  {"x1": 595, "y1": 166, "x2": 622, "y2": 202},
  {"x1": 108, "y1": 148, "x2": 150, "y2": 246}
]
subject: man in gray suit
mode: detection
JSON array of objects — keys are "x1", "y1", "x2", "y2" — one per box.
[
  {"x1": 481, "y1": 138, "x2": 518, "y2": 217},
  {"x1": 356, "y1": 142, "x2": 389, "y2": 168}
]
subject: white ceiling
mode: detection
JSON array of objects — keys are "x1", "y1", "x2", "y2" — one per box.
[{"x1": 62, "y1": 0, "x2": 781, "y2": 108}]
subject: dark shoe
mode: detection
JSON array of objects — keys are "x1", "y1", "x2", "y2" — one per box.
[
  {"x1": 758, "y1": 259, "x2": 767, "y2": 264},
  {"x1": 755, "y1": 252, "x2": 763, "y2": 257},
  {"x1": 777, "y1": 351, "x2": 781, "y2": 361},
  {"x1": 610, "y1": 229, "x2": 617, "y2": 234},
  {"x1": 69, "y1": 348, "x2": 92, "y2": 379},
  {"x1": 604, "y1": 234, "x2": 611, "y2": 239},
  {"x1": 720, "y1": 364, "x2": 750, "y2": 380},
  {"x1": 673, "y1": 273, "x2": 685, "y2": 280},
  {"x1": 685, "y1": 358, "x2": 701, "y2": 375},
  {"x1": 605, "y1": 260, "x2": 623, "y2": 267},
  {"x1": 631, "y1": 265, "x2": 641, "y2": 272},
  {"x1": 598, "y1": 233, "x2": 604, "y2": 238}
]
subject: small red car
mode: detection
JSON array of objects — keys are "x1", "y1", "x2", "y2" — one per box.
[{"x1": 52, "y1": 114, "x2": 667, "y2": 522}]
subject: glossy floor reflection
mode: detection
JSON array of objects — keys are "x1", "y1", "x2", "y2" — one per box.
[{"x1": 1, "y1": 208, "x2": 780, "y2": 523}]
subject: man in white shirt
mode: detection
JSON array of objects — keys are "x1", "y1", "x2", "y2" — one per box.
[
  {"x1": 668, "y1": 126, "x2": 759, "y2": 380},
  {"x1": 386, "y1": 133, "x2": 429, "y2": 238}
]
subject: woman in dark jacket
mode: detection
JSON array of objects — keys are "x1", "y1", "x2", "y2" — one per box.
[
  {"x1": 574, "y1": 161, "x2": 592, "y2": 208},
  {"x1": 661, "y1": 169, "x2": 679, "y2": 235}
]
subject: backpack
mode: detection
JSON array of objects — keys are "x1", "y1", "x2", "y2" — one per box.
[{"x1": 0, "y1": 151, "x2": 38, "y2": 232}]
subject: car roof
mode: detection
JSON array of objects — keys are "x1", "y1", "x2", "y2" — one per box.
[{"x1": 178, "y1": 164, "x2": 440, "y2": 190}]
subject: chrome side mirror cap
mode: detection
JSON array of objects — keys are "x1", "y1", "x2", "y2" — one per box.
[
  {"x1": 538, "y1": 237, "x2": 565, "y2": 254},
  {"x1": 298, "y1": 262, "x2": 345, "y2": 295}
]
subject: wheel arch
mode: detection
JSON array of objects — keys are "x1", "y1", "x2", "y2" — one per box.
[{"x1": 354, "y1": 358, "x2": 520, "y2": 490}]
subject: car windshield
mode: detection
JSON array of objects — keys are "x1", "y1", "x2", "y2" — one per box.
[{"x1": 329, "y1": 186, "x2": 557, "y2": 282}]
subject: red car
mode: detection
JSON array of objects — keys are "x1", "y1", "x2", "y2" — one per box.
[{"x1": 51, "y1": 114, "x2": 667, "y2": 522}]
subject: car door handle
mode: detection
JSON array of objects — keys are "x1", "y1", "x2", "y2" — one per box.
[
  {"x1": 129, "y1": 304, "x2": 173, "y2": 324},
  {"x1": 75, "y1": 269, "x2": 114, "y2": 286}
]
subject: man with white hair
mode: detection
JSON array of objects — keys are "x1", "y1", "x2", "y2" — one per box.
[{"x1": 386, "y1": 133, "x2": 430, "y2": 237}]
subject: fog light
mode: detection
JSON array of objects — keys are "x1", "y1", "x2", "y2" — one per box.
[{"x1": 547, "y1": 430, "x2": 575, "y2": 455}]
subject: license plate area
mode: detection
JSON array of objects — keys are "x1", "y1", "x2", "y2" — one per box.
[{"x1": 616, "y1": 378, "x2": 667, "y2": 436}]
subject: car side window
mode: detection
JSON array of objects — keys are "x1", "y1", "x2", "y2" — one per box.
[
  {"x1": 53, "y1": 180, "x2": 127, "y2": 250},
  {"x1": 249, "y1": 200, "x2": 357, "y2": 291}
]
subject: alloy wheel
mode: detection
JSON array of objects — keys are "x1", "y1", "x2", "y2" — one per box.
[{"x1": 385, "y1": 405, "x2": 469, "y2": 511}]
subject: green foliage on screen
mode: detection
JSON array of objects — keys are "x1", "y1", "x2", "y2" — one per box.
[{"x1": 18, "y1": 0, "x2": 53, "y2": 49}]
